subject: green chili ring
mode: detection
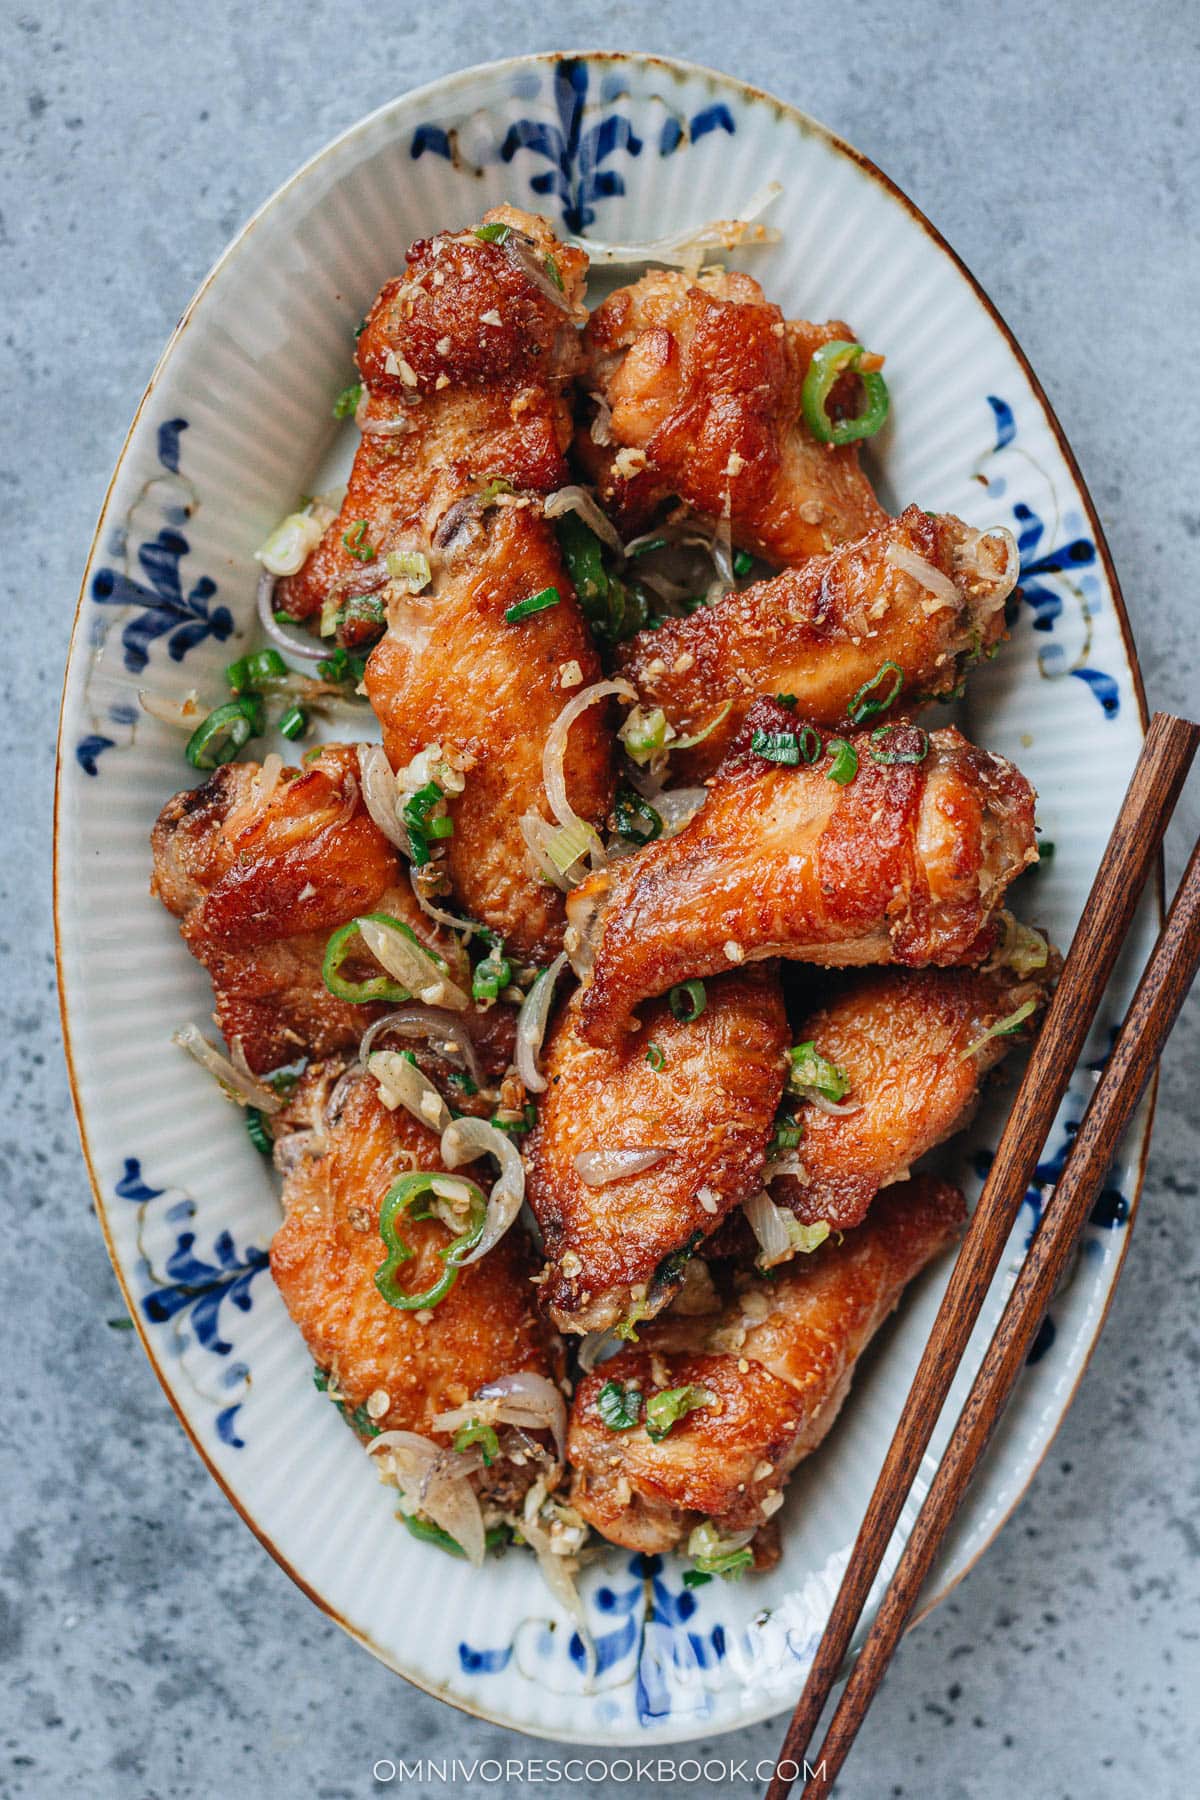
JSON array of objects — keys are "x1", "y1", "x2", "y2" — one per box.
[
  {"x1": 185, "y1": 697, "x2": 264, "y2": 771},
  {"x1": 801, "y1": 340, "x2": 890, "y2": 446},
  {"x1": 374, "y1": 1170, "x2": 488, "y2": 1312},
  {"x1": 322, "y1": 911, "x2": 429, "y2": 1005}
]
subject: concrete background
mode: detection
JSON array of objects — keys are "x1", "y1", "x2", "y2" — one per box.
[{"x1": 3, "y1": 1, "x2": 1199, "y2": 1795}]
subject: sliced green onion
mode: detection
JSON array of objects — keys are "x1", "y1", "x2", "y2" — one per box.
[
  {"x1": 825, "y1": 737, "x2": 858, "y2": 785},
  {"x1": 385, "y1": 549, "x2": 431, "y2": 589},
  {"x1": 645, "y1": 1383, "x2": 712, "y2": 1442},
  {"x1": 342, "y1": 519, "x2": 375, "y2": 562},
  {"x1": 490, "y1": 1103, "x2": 538, "y2": 1136},
  {"x1": 316, "y1": 646, "x2": 368, "y2": 686},
  {"x1": 613, "y1": 787, "x2": 663, "y2": 845},
  {"x1": 224, "y1": 655, "x2": 250, "y2": 692},
  {"x1": 555, "y1": 512, "x2": 608, "y2": 605},
  {"x1": 505, "y1": 586, "x2": 561, "y2": 624},
  {"x1": 472, "y1": 940, "x2": 512, "y2": 1004},
  {"x1": 473, "y1": 222, "x2": 513, "y2": 244},
  {"x1": 543, "y1": 816, "x2": 598, "y2": 878},
  {"x1": 374, "y1": 1169, "x2": 487, "y2": 1311},
  {"x1": 787, "y1": 1041, "x2": 850, "y2": 1102},
  {"x1": 544, "y1": 253, "x2": 564, "y2": 290},
  {"x1": 619, "y1": 705, "x2": 671, "y2": 765},
  {"x1": 682, "y1": 1570, "x2": 713, "y2": 1589},
  {"x1": 279, "y1": 704, "x2": 308, "y2": 742},
  {"x1": 452, "y1": 1419, "x2": 500, "y2": 1465},
  {"x1": 245, "y1": 1107, "x2": 273, "y2": 1156},
  {"x1": 798, "y1": 725, "x2": 823, "y2": 763},
  {"x1": 403, "y1": 781, "x2": 452, "y2": 868},
  {"x1": 1038, "y1": 839, "x2": 1056, "y2": 860},
  {"x1": 401, "y1": 1512, "x2": 510, "y2": 1559},
  {"x1": 847, "y1": 660, "x2": 904, "y2": 724},
  {"x1": 646, "y1": 1043, "x2": 666, "y2": 1071},
  {"x1": 597, "y1": 1379, "x2": 643, "y2": 1432},
  {"x1": 185, "y1": 698, "x2": 264, "y2": 770},
  {"x1": 322, "y1": 913, "x2": 423, "y2": 1004},
  {"x1": 629, "y1": 535, "x2": 668, "y2": 558},
  {"x1": 961, "y1": 998, "x2": 1039, "y2": 1062},
  {"x1": 733, "y1": 549, "x2": 754, "y2": 577},
  {"x1": 801, "y1": 339, "x2": 890, "y2": 446},
  {"x1": 768, "y1": 1106, "x2": 803, "y2": 1156},
  {"x1": 479, "y1": 476, "x2": 515, "y2": 504},
  {"x1": 750, "y1": 728, "x2": 800, "y2": 765},
  {"x1": 869, "y1": 723, "x2": 930, "y2": 765},
  {"x1": 669, "y1": 980, "x2": 707, "y2": 1023},
  {"x1": 333, "y1": 381, "x2": 363, "y2": 418},
  {"x1": 671, "y1": 701, "x2": 733, "y2": 752},
  {"x1": 688, "y1": 1521, "x2": 755, "y2": 1580},
  {"x1": 775, "y1": 692, "x2": 798, "y2": 709}
]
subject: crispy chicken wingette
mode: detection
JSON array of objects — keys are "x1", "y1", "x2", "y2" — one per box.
[
  {"x1": 568, "y1": 1176, "x2": 964, "y2": 1557},
  {"x1": 774, "y1": 941, "x2": 1056, "y2": 1232},
  {"x1": 580, "y1": 268, "x2": 886, "y2": 560},
  {"x1": 151, "y1": 744, "x2": 467, "y2": 1073},
  {"x1": 525, "y1": 966, "x2": 790, "y2": 1335},
  {"x1": 271, "y1": 1062, "x2": 564, "y2": 1523},
  {"x1": 277, "y1": 207, "x2": 589, "y2": 622},
  {"x1": 569, "y1": 701, "x2": 1039, "y2": 1048},
  {"x1": 365, "y1": 498, "x2": 613, "y2": 960},
  {"x1": 616, "y1": 506, "x2": 1017, "y2": 779}
]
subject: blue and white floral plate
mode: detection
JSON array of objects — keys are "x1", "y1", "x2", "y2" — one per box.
[{"x1": 55, "y1": 52, "x2": 1156, "y2": 1743}]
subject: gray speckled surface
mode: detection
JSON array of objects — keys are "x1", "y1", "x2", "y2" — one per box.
[{"x1": 4, "y1": 2, "x2": 1199, "y2": 1795}]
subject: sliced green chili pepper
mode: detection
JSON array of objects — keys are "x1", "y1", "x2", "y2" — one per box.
[
  {"x1": 669, "y1": 979, "x2": 707, "y2": 1023},
  {"x1": 374, "y1": 1169, "x2": 488, "y2": 1312},
  {"x1": 322, "y1": 912, "x2": 426, "y2": 1004},
  {"x1": 801, "y1": 339, "x2": 890, "y2": 446},
  {"x1": 185, "y1": 697, "x2": 264, "y2": 770},
  {"x1": 453, "y1": 1419, "x2": 500, "y2": 1465},
  {"x1": 868, "y1": 723, "x2": 930, "y2": 765},
  {"x1": 825, "y1": 737, "x2": 858, "y2": 785},
  {"x1": 401, "y1": 1513, "x2": 510, "y2": 1558},
  {"x1": 847, "y1": 660, "x2": 904, "y2": 724},
  {"x1": 505, "y1": 585, "x2": 561, "y2": 624},
  {"x1": 613, "y1": 786, "x2": 663, "y2": 845}
]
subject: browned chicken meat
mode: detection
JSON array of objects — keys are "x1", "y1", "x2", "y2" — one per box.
[
  {"x1": 151, "y1": 744, "x2": 467, "y2": 1073},
  {"x1": 616, "y1": 506, "x2": 1018, "y2": 779},
  {"x1": 365, "y1": 498, "x2": 613, "y2": 960},
  {"x1": 580, "y1": 268, "x2": 886, "y2": 560},
  {"x1": 567, "y1": 1176, "x2": 964, "y2": 1559},
  {"x1": 271, "y1": 1062, "x2": 566, "y2": 1547},
  {"x1": 774, "y1": 935, "x2": 1056, "y2": 1232},
  {"x1": 525, "y1": 966, "x2": 790, "y2": 1335},
  {"x1": 277, "y1": 206, "x2": 589, "y2": 622},
  {"x1": 570, "y1": 700, "x2": 1039, "y2": 1048}
]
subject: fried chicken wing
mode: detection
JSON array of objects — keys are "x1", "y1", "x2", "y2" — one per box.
[
  {"x1": 271, "y1": 1062, "x2": 562, "y2": 1512},
  {"x1": 774, "y1": 945, "x2": 1055, "y2": 1232},
  {"x1": 615, "y1": 507, "x2": 1017, "y2": 779},
  {"x1": 525, "y1": 966, "x2": 789, "y2": 1335},
  {"x1": 277, "y1": 207, "x2": 588, "y2": 622},
  {"x1": 365, "y1": 498, "x2": 614, "y2": 959},
  {"x1": 151, "y1": 744, "x2": 464, "y2": 1073},
  {"x1": 567, "y1": 1176, "x2": 964, "y2": 1556},
  {"x1": 569, "y1": 701, "x2": 1039, "y2": 1047},
  {"x1": 580, "y1": 268, "x2": 886, "y2": 560}
]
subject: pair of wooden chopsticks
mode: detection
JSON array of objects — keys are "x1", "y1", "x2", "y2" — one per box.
[{"x1": 767, "y1": 710, "x2": 1200, "y2": 1800}]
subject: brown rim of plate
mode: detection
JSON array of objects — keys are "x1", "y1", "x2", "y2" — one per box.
[{"x1": 51, "y1": 49, "x2": 1162, "y2": 1740}]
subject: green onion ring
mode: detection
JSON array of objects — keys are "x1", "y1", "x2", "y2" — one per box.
[
  {"x1": 185, "y1": 698, "x2": 264, "y2": 770},
  {"x1": 669, "y1": 979, "x2": 707, "y2": 1023},
  {"x1": 847, "y1": 660, "x2": 904, "y2": 725},
  {"x1": 868, "y1": 724, "x2": 930, "y2": 766}
]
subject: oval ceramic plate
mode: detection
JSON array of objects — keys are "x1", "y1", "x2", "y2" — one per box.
[{"x1": 56, "y1": 51, "x2": 1155, "y2": 1744}]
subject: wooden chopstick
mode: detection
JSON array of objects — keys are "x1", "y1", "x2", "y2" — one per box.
[
  {"x1": 791, "y1": 821, "x2": 1200, "y2": 1796},
  {"x1": 766, "y1": 710, "x2": 1200, "y2": 1800}
]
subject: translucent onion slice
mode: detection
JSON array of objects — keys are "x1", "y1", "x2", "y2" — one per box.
[
  {"x1": 356, "y1": 744, "x2": 406, "y2": 851},
  {"x1": 171, "y1": 1024, "x2": 282, "y2": 1112},
  {"x1": 138, "y1": 688, "x2": 206, "y2": 730},
  {"x1": 655, "y1": 786, "x2": 708, "y2": 836},
  {"x1": 543, "y1": 679, "x2": 637, "y2": 835},
  {"x1": 499, "y1": 231, "x2": 577, "y2": 315},
  {"x1": 956, "y1": 525, "x2": 1020, "y2": 598},
  {"x1": 367, "y1": 1049, "x2": 452, "y2": 1134},
  {"x1": 884, "y1": 542, "x2": 961, "y2": 610},
  {"x1": 543, "y1": 486, "x2": 623, "y2": 552},
  {"x1": 368, "y1": 1430, "x2": 486, "y2": 1567},
  {"x1": 358, "y1": 1006, "x2": 480, "y2": 1083},
  {"x1": 515, "y1": 953, "x2": 567, "y2": 1093},
  {"x1": 573, "y1": 1147, "x2": 667, "y2": 1187},
  {"x1": 801, "y1": 1091, "x2": 863, "y2": 1118},
  {"x1": 357, "y1": 916, "x2": 470, "y2": 1011},
  {"x1": 520, "y1": 813, "x2": 594, "y2": 892},
  {"x1": 566, "y1": 180, "x2": 782, "y2": 266},
  {"x1": 440, "y1": 1114, "x2": 526, "y2": 1266},
  {"x1": 576, "y1": 1329, "x2": 623, "y2": 1374},
  {"x1": 255, "y1": 567, "x2": 327, "y2": 663},
  {"x1": 475, "y1": 1372, "x2": 567, "y2": 1462},
  {"x1": 743, "y1": 1189, "x2": 830, "y2": 1268}
]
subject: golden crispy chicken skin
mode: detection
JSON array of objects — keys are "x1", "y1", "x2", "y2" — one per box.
[
  {"x1": 616, "y1": 507, "x2": 1017, "y2": 779},
  {"x1": 568, "y1": 1177, "x2": 964, "y2": 1555},
  {"x1": 271, "y1": 1064, "x2": 561, "y2": 1464},
  {"x1": 570, "y1": 701, "x2": 1039, "y2": 1048},
  {"x1": 150, "y1": 744, "x2": 464, "y2": 1073},
  {"x1": 365, "y1": 499, "x2": 614, "y2": 960},
  {"x1": 775, "y1": 949, "x2": 1055, "y2": 1232},
  {"x1": 277, "y1": 207, "x2": 588, "y2": 622},
  {"x1": 525, "y1": 966, "x2": 790, "y2": 1335},
  {"x1": 580, "y1": 268, "x2": 886, "y2": 560}
]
